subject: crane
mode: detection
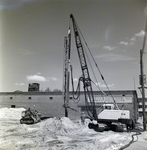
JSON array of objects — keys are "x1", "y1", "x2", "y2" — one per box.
[
  {"x1": 69, "y1": 14, "x2": 98, "y2": 121},
  {"x1": 63, "y1": 14, "x2": 98, "y2": 121},
  {"x1": 63, "y1": 14, "x2": 135, "y2": 132}
]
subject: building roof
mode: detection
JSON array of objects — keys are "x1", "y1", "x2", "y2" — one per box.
[{"x1": 0, "y1": 90, "x2": 138, "y2": 97}]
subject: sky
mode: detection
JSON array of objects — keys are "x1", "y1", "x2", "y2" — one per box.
[{"x1": 0, "y1": 0, "x2": 147, "y2": 96}]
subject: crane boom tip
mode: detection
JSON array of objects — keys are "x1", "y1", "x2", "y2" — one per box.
[{"x1": 70, "y1": 14, "x2": 74, "y2": 18}]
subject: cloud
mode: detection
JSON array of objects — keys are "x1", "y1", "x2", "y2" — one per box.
[
  {"x1": 96, "y1": 82, "x2": 114, "y2": 88},
  {"x1": 26, "y1": 73, "x2": 58, "y2": 82},
  {"x1": 26, "y1": 74, "x2": 48, "y2": 82},
  {"x1": 47, "y1": 77, "x2": 58, "y2": 81},
  {"x1": 119, "y1": 30, "x2": 145, "y2": 47},
  {"x1": 73, "y1": 78, "x2": 78, "y2": 82},
  {"x1": 0, "y1": 0, "x2": 38, "y2": 10},
  {"x1": 135, "y1": 30, "x2": 145, "y2": 37},
  {"x1": 130, "y1": 37, "x2": 136, "y2": 41},
  {"x1": 119, "y1": 40, "x2": 134, "y2": 46},
  {"x1": 119, "y1": 36, "x2": 137, "y2": 46},
  {"x1": 119, "y1": 41, "x2": 128, "y2": 46},
  {"x1": 96, "y1": 53, "x2": 135, "y2": 62},
  {"x1": 15, "y1": 82, "x2": 25, "y2": 86},
  {"x1": 129, "y1": 37, "x2": 136, "y2": 45},
  {"x1": 103, "y1": 46, "x2": 116, "y2": 51},
  {"x1": 0, "y1": 0, "x2": 20, "y2": 10},
  {"x1": 36, "y1": 72, "x2": 41, "y2": 75}
]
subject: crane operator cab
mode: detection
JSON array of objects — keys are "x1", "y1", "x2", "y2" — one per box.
[{"x1": 102, "y1": 104, "x2": 115, "y2": 110}]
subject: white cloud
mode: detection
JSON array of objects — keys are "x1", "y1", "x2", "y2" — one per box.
[
  {"x1": 119, "y1": 30, "x2": 144, "y2": 46},
  {"x1": 130, "y1": 36, "x2": 136, "y2": 41},
  {"x1": 129, "y1": 37, "x2": 136, "y2": 45},
  {"x1": 103, "y1": 46, "x2": 116, "y2": 51},
  {"x1": 122, "y1": 50, "x2": 126, "y2": 52},
  {"x1": 96, "y1": 53, "x2": 135, "y2": 62},
  {"x1": 36, "y1": 72, "x2": 41, "y2": 75},
  {"x1": 0, "y1": 0, "x2": 37, "y2": 10},
  {"x1": 129, "y1": 41, "x2": 135, "y2": 46},
  {"x1": 46, "y1": 77, "x2": 58, "y2": 81},
  {"x1": 119, "y1": 41, "x2": 128, "y2": 46},
  {"x1": 50, "y1": 77, "x2": 58, "y2": 81},
  {"x1": 26, "y1": 74, "x2": 48, "y2": 82},
  {"x1": 135, "y1": 30, "x2": 145, "y2": 37},
  {"x1": 119, "y1": 30, "x2": 144, "y2": 47},
  {"x1": 26, "y1": 73, "x2": 58, "y2": 82},
  {"x1": 73, "y1": 78, "x2": 78, "y2": 82},
  {"x1": 124, "y1": 30, "x2": 145, "y2": 46},
  {"x1": 15, "y1": 83, "x2": 25, "y2": 86},
  {"x1": 119, "y1": 37, "x2": 136, "y2": 46}
]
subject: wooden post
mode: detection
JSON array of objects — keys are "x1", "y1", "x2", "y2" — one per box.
[
  {"x1": 140, "y1": 18, "x2": 147, "y2": 131},
  {"x1": 140, "y1": 50, "x2": 146, "y2": 131},
  {"x1": 63, "y1": 28, "x2": 71, "y2": 118}
]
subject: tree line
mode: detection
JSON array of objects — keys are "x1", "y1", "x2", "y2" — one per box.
[{"x1": 40, "y1": 87, "x2": 62, "y2": 92}]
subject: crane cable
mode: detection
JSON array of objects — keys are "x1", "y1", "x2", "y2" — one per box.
[
  {"x1": 69, "y1": 19, "x2": 97, "y2": 118},
  {"x1": 70, "y1": 64, "x2": 81, "y2": 103},
  {"x1": 75, "y1": 20, "x2": 119, "y2": 109},
  {"x1": 70, "y1": 64, "x2": 94, "y2": 118},
  {"x1": 119, "y1": 127, "x2": 142, "y2": 150},
  {"x1": 70, "y1": 19, "x2": 104, "y2": 117}
]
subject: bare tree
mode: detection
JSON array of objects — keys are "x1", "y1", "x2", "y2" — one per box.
[
  {"x1": 45, "y1": 87, "x2": 51, "y2": 92},
  {"x1": 53, "y1": 89, "x2": 61, "y2": 92}
]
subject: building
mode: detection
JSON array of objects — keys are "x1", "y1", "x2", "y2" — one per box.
[
  {"x1": 0, "y1": 90, "x2": 139, "y2": 121},
  {"x1": 28, "y1": 83, "x2": 40, "y2": 92},
  {"x1": 78, "y1": 90, "x2": 139, "y2": 122}
]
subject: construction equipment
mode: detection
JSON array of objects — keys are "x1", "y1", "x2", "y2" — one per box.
[
  {"x1": 64, "y1": 14, "x2": 135, "y2": 132},
  {"x1": 69, "y1": 14, "x2": 98, "y2": 122},
  {"x1": 96, "y1": 104, "x2": 135, "y2": 131},
  {"x1": 20, "y1": 108, "x2": 41, "y2": 124}
]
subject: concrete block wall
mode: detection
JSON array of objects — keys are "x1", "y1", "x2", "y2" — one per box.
[{"x1": 0, "y1": 90, "x2": 138, "y2": 121}]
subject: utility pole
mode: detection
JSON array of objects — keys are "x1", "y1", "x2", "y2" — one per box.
[
  {"x1": 63, "y1": 28, "x2": 71, "y2": 117},
  {"x1": 140, "y1": 50, "x2": 146, "y2": 130},
  {"x1": 140, "y1": 18, "x2": 147, "y2": 131}
]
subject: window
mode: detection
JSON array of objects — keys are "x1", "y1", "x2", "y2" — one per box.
[
  {"x1": 28, "y1": 97, "x2": 32, "y2": 100},
  {"x1": 11, "y1": 105, "x2": 15, "y2": 108},
  {"x1": 69, "y1": 97, "x2": 73, "y2": 99},
  {"x1": 10, "y1": 97, "x2": 13, "y2": 100},
  {"x1": 50, "y1": 97, "x2": 53, "y2": 100}
]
